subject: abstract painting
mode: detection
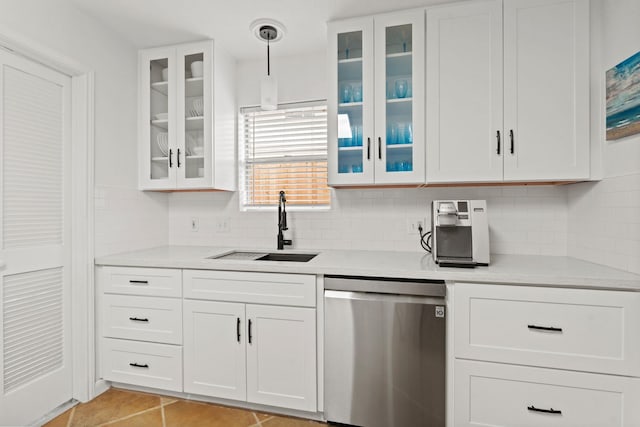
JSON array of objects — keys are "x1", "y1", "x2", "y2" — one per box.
[{"x1": 606, "y1": 50, "x2": 640, "y2": 140}]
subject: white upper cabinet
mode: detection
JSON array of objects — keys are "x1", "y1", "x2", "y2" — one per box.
[
  {"x1": 426, "y1": 0, "x2": 589, "y2": 184},
  {"x1": 328, "y1": 10, "x2": 425, "y2": 186},
  {"x1": 139, "y1": 40, "x2": 236, "y2": 191},
  {"x1": 426, "y1": 0, "x2": 504, "y2": 183},
  {"x1": 503, "y1": 0, "x2": 589, "y2": 181}
]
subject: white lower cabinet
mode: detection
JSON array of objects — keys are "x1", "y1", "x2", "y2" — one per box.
[
  {"x1": 455, "y1": 360, "x2": 640, "y2": 427},
  {"x1": 102, "y1": 338, "x2": 183, "y2": 392},
  {"x1": 98, "y1": 266, "x2": 184, "y2": 391},
  {"x1": 452, "y1": 282, "x2": 640, "y2": 427},
  {"x1": 245, "y1": 304, "x2": 317, "y2": 411},
  {"x1": 183, "y1": 300, "x2": 247, "y2": 400},
  {"x1": 183, "y1": 270, "x2": 318, "y2": 413}
]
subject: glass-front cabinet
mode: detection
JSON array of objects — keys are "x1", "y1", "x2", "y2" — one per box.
[
  {"x1": 139, "y1": 40, "x2": 236, "y2": 191},
  {"x1": 328, "y1": 10, "x2": 424, "y2": 186}
]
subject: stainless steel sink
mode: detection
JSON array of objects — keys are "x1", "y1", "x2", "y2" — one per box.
[{"x1": 209, "y1": 251, "x2": 318, "y2": 262}]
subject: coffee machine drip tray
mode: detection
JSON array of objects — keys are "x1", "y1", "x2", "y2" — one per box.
[{"x1": 437, "y1": 258, "x2": 478, "y2": 268}]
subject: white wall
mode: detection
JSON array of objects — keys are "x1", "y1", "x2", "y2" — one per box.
[
  {"x1": 567, "y1": 0, "x2": 640, "y2": 274},
  {"x1": 0, "y1": 0, "x2": 169, "y2": 257},
  {"x1": 169, "y1": 49, "x2": 569, "y2": 256}
]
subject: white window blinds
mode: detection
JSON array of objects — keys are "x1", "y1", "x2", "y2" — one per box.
[{"x1": 240, "y1": 101, "x2": 330, "y2": 209}]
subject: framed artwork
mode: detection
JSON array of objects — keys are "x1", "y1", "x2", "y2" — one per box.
[{"x1": 606, "y1": 50, "x2": 640, "y2": 140}]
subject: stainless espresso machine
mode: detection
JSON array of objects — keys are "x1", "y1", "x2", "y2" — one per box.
[{"x1": 431, "y1": 200, "x2": 490, "y2": 267}]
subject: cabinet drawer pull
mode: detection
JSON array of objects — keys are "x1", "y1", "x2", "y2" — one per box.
[
  {"x1": 169, "y1": 149, "x2": 173, "y2": 168},
  {"x1": 129, "y1": 362, "x2": 149, "y2": 368},
  {"x1": 367, "y1": 137, "x2": 371, "y2": 160},
  {"x1": 509, "y1": 129, "x2": 515, "y2": 154},
  {"x1": 528, "y1": 405, "x2": 561, "y2": 415},
  {"x1": 129, "y1": 280, "x2": 149, "y2": 285},
  {"x1": 237, "y1": 317, "x2": 241, "y2": 343},
  {"x1": 496, "y1": 130, "x2": 501, "y2": 155},
  {"x1": 528, "y1": 324, "x2": 563, "y2": 333},
  {"x1": 129, "y1": 317, "x2": 149, "y2": 322},
  {"x1": 177, "y1": 148, "x2": 181, "y2": 168},
  {"x1": 377, "y1": 137, "x2": 382, "y2": 160},
  {"x1": 248, "y1": 319, "x2": 253, "y2": 344}
]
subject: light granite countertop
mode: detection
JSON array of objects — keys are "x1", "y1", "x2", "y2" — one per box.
[{"x1": 95, "y1": 245, "x2": 640, "y2": 291}]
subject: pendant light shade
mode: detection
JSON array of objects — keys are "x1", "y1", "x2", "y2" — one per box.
[
  {"x1": 251, "y1": 20, "x2": 286, "y2": 111},
  {"x1": 261, "y1": 74, "x2": 278, "y2": 111}
]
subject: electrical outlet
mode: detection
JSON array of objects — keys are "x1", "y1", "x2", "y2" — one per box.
[
  {"x1": 215, "y1": 217, "x2": 230, "y2": 233},
  {"x1": 406, "y1": 218, "x2": 426, "y2": 235},
  {"x1": 190, "y1": 217, "x2": 199, "y2": 232}
]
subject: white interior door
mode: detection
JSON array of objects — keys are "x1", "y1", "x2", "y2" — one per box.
[{"x1": 0, "y1": 50, "x2": 72, "y2": 426}]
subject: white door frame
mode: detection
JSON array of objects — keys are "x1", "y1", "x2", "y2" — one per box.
[{"x1": 0, "y1": 29, "x2": 96, "y2": 403}]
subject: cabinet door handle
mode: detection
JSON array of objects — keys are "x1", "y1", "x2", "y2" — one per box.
[
  {"x1": 129, "y1": 362, "x2": 149, "y2": 368},
  {"x1": 128, "y1": 280, "x2": 148, "y2": 285},
  {"x1": 528, "y1": 324, "x2": 563, "y2": 333},
  {"x1": 177, "y1": 148, "x2": 181, "y2": 168},
  {"x1": 496, "y1": 130, "x2": 501, "y2": 155},
  {"x1": 377, "y1": 137, "x2": 382, "y2": 160},
  {"x1": 248, "y1": 319, "x2": 253, "y2": 344},
  {"x1": 169, "y1": 149, "x2": 173, "y2": 168},
  {"x1": 367, "y1": 137, "x2": 371, "y2": 160},
  {"x1": 129, "y1": 317, "x2": 149, "y2": 322},
  {"x1": 236, "y1": 317, "x2": 241, "y2": 343},
  {"x1": 509, "y1": 129, "x2": 514, "y2": 154},
  {"x1": 527, "y1": 405, "x2": 562, "y2": 415}
]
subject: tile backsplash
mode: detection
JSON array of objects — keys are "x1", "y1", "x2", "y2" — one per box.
[
  {"x1": 168, "y1": 185, "x2": 568, "y2": 256},
  {"x1": 568, "y1": 172, "x2": 640, "y2": 274},
  {"x1": 95, "y1": 185, "x2": 169, "y2": 257}
]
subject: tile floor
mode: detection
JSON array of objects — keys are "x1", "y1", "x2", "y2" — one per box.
[{"x1": 43, "y1": 388, "x2": 326, "y2": 427}]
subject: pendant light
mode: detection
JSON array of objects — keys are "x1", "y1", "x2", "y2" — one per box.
[{"x1": 250, "y1": 19, "x2": 286, "y2": 111}]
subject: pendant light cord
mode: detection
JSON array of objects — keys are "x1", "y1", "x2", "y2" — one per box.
[{"x1": 267, "y1": 35, "x2": 271, "y2": 76}]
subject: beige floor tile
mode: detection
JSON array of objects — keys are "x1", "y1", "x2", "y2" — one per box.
[
  {"x1": 102, "y1": 408, "x2": 163, "y2": 427},
  {"x1": 69, "y1": 388, "x2": 161, "y2": 426},
  {"x1": 160, "y1": 396, "x2": 179, "y2": 406},
  {"x1": 262, "y1": 415, "x2": 326, "y2": 427},
  {"x1": 42, "y1": 408, "x2": 73, "y2": 427},
  {"x1": 164, "y1": 400, "x2": 257, "y2": 427}
]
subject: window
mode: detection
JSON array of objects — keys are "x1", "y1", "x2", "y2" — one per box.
[{"x1": 239, "y1": 101, "x2": 330, "y2": 210}]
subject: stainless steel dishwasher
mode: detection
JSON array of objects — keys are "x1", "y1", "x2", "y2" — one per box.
[{"x1": 324, "y1": 276, "x2": 446, "y2": 427}]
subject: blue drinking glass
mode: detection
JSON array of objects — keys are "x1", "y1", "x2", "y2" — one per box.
[
  {"x1": 395, "y1": 80, "x2": 408, "y2": 99},
  {"x1": 353, "y1": 84, "x2": 363, "y2": 102},
  {"x1": 404, "y1": 123, "x2": 413, "y2": 144},
  {"x1": 340, "y1": 84, "x2": 352, "y2": 104}
]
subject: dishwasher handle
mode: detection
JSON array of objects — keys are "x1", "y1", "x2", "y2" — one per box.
[
  {"x1": 325, "y1": 290, "x2": 445, "y2": 306},
  {"x1": 324, "y1": 276, "x2": 445, "y2": 298}
]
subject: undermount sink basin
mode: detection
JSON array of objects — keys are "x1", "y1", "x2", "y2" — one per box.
[
  {"x1": 255, "y1": 253, "x2": 318, "y2": 262},
  {"x1": 209, "y1": 251, "x2": 318, "y2": 262}
]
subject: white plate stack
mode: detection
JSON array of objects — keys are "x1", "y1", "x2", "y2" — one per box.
[{"x1": 157, "y1": 132, "x2": 168, "y2": 156}]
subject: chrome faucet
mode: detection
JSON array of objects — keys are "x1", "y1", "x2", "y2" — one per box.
[{"x1": 277, "y1": 190, "x2": 292, "y2": 250}]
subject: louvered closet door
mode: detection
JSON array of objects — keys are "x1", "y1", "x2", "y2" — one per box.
[{"x1": 0, "y1": 50, "x2": 72, "y2": 426}]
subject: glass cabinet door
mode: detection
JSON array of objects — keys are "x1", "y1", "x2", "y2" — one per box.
[
  {"x1": 336, "y1": 30, "x2": 365, "y2": 177},
  {"x1": 149, "y1": 56, "x2": 171, "y2": 182},
  {"x1": 328, "y1": 17, "x2": 374, "y2": 186},
  {"x1": 384, "y1": 24, "x2": 413, "y2": 174},
  {"x1": 375, "y1": 12, "x2": 425, "y2": 184},
  {"x1": 180, "y1": 52, "x2": 205, "y2": 182}
]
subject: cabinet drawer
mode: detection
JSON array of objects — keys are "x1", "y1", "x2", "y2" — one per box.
[
  {"x1": 454, "y1": 360, "x2": 640, "y2": 427},
  {"x1": 99, "y1": 266, "x2": 182, "y2": 297},
  {"x1": 454, "y1": 283, "x2": 640, "y2": 376},
  {"x1": 102, "y1": 294, "x2": 182, "y2": 344},
  {"x1": 102, "y1": 338, "x2": 182, "y2": 392},
  {"x1": 183, "y1": 270, "x2": 316, "y2": 307}
]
